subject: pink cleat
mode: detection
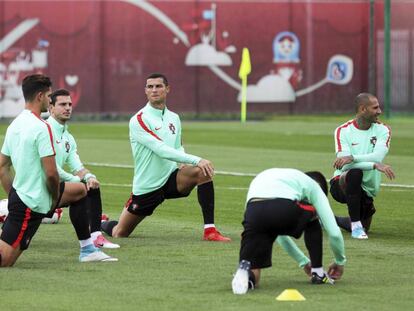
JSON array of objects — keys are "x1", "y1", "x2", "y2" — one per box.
[{"x1": 93, "y1": 234, "x2": 120, "y2": 249}]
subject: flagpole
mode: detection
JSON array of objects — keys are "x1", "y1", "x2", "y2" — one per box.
[
  {"x1": 241, "y1": 78, "x2": 247, "y2": 123},
  {"x1": 212, "y1": 3, "x2": 217, "y2": 49}
]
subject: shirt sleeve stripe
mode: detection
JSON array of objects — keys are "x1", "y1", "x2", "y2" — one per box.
[
  {"x1": 335, "y1": 120, "x2": 353, "y2": 152},
  {"x1": 32, "y1": 112, "x2": 56, "y2": 156},
  {"x1": 137, "y1": 112, "x2": 162, "y2": 141},
  {"x1": 383, "y1": 123, "x2": 392, "y2": 147}
]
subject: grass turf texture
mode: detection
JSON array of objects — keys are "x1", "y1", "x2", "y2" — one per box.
[{"x1": 0, "y1": 116, "x2": 413, "y2": 310}]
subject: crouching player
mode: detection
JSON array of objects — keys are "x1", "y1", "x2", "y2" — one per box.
[{"x1": 232, "y1": 168, "x2": 346, "y2": 294}]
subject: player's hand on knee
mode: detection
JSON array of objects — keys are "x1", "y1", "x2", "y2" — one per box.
[
  {"x1": 86, "y1": 177, "x2": 100, "y2": 190},
  {"x1": 374, "y1": 163, "x2": 395, "y2": 180},
  {"x1": 333, "y1": 156, "x2": 353, "y2": 169},
  {"x1": 197, "y1": 159, "x2": 214, "y2": 178},
  {"x1": 328, "y1": 263, "x2": 344, "y2": 280}
]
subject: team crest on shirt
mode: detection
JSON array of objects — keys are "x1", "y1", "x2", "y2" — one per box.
[
  {"x1": 65, "y1": 141, "x2": 71, "y2": 153},
  {"x1": 370, "y1": 136, "x2": 377, "y2": 147},
  {"x1": 169, "y1": 123, "x2": 176, "y2": 134}
]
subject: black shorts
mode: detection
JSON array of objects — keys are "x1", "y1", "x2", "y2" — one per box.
[
  {"x1": 0, "y1": 188, "x2": 46, "y2": 250},
  {"x1": 125, "y1": 169, "x2": 190, "y2": 216},
  {"x1": 239, "y1": 198, "x2": 316, "y2": 269}
]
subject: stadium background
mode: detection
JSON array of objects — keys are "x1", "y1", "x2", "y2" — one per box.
[{"x1": 1, "y1": 0, "x2": 414, "y2": 117}]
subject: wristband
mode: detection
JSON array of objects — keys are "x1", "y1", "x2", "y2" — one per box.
[{"x1": 83, "y1": 173, "x2": 96, "y2": 182}]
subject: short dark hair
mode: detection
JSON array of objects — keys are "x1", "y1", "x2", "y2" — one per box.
[
  {"x1": 305, "y1": 171, "x2": 328, "y2": 195},
  {"x1": 22, "y1": 74, "x2": 52, "y2": 102},
  {"x1": 146, "y1": 73, "x2": 168, "y2": 86},
  {"x1": 355, "y1": 93, "x2": 375, "y2": 113},
  {"x1": 50, "y1": 88, "x2": 70, "y2": 106}
]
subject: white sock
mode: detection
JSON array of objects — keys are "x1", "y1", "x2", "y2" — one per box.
[
  {"x1": 79, "y1": 237, "x2": 94, "y2": 248},
  {"x1": 311, "y1": 267, "x2": 324, "y2": 277},
  {"x1": 91, "y1": 231, "x2": 101, "y2": 240},
  {"x1": 351, "y1": 221, "x2": 363, "y2": 231},
  {"x1": 204, "y1": 224, "x2": 215, "y2": 230}
]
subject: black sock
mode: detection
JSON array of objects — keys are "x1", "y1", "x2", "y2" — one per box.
[
  {"x1": 248, "y1": 270, "x2": 256, "y2": 289},
  {"x1": 101, "y1": 220, "x2": 118, "y2": 237},
  {"x1": 304, "y1": 219, "x2": 323, "y2": 268},
  {"x1": 197, "y1": 181, "x2": 215, "y2": 224},
  {"x1": 69, "y1": 196, "x2": 90, "y2": 241},
  {"x1": 87, "y1": 188, "x2": 102, "y2": 233},
  {"x1": 345, "y1": 169, "x2": 364, "y2": 222}
]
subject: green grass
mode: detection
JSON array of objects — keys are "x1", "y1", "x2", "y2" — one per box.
[{"x1": 0, "y1": 116, "x2": 413, "y2": 310}]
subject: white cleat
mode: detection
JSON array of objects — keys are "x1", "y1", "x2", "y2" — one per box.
[
  {"x1": 232, "y1": 269, "x2": 249, "y2": 294},
  {"x1": 80, "y1": 251, "x2": 118, "y2": 262},
  {"x1": 351, "y1": 227, "x2": 368, "y2": 239},
  {"x1": 232, "y1": 260, "x2": 252, "y2": 295}
]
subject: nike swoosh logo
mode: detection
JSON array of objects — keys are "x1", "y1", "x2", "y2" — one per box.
[
  {"x1": 351, "y1": 143, "x2": 359, "y2": 146},
  {"x1": 155, "y1": 127, "x2": 162, "y2": 130}
]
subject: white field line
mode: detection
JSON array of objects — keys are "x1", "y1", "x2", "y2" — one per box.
[{"x1": 85, "y1": 162, "x2": 414, "y2": 189}]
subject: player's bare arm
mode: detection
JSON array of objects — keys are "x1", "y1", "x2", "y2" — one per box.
[
  {"x1": 41, "y1": 156, "x2": 60, "y2": 210},
  {"x1": 0, "y1": 154, "x2": 13, "y2": 194}
]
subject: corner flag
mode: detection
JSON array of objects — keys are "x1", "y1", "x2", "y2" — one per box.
[
  {"x1": 239, "y1": 47, "x2": 251, "y2": 122},
  {"x1": 239, "y1": 48, "x2": 251, "y2": 79}
]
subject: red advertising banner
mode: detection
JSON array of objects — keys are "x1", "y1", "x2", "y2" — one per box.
[{"x1": 0, "y1": 1, "x2": 412, "y2": 118}]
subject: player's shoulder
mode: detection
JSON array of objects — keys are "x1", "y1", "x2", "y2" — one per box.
[
  {"x1": 23, "y1": 111, "x2": 51, "y2": 133},
  {"x1": 129, "y1": 107, "x2": 153, "y2": 129},
  {"x1": 335, "y1": 119, "x2": 354, "y2": 132},
  {"x1": 166, "y1": 107, "x2": 179, "y2": 117},
  {"x1": 374, "y1": 121, "x2": 391, "y2": 132}
]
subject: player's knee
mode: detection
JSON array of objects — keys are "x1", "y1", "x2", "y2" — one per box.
[
  {"x1": 195, "y1": 169, "x2": 212, "y2": 184},
  {"x1": 0, "y1": 252, "x2": 15, "y2": 267}
]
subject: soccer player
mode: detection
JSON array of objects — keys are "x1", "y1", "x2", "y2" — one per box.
[
  {"x1": 231, "y1": 168, "x2": 346, "y2": 294},
  {"x1": 0, "y1": 75, "x2": 114, "y2": 266},
  {"x1": 331, "y1": 93, "x2": 395, "y2": 239},
  {"x1": 0, "y1": 74, "x2": 59, "y2": 267},
  {"x1": 102, "y1": 73, "x2": 230, "y2": 241},
  {"x1": 47, "y1": 88, "x2": 119, "y2": 249}
]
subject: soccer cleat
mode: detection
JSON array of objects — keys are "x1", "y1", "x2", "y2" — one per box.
[
  {"x1": 93, "y1": 234, "x2": 120, "y2": 249},
  {"x1": 311, "y1": 272, "x2": 335, "y2": 285},
  {"x1": 232, "y1": 260, "x2": 251, "y2": 294},
  {"x1": 101, "y1": 214, "x2": 109, "y2": 222},
  {"x1": 203, "y1": 228, "x2": 231, "y2": 242},
  {"x1": 351, "y1": 227, "x2": 368, "y2": 239},
  {"x1": 79, "y1": 245, "x2": 118, "y2": 262}
]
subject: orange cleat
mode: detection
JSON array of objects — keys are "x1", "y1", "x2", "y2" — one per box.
[{"x1": 203, "y1": 228, "x2": 231, "y2": 242}]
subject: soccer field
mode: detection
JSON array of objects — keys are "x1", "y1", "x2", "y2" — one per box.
[{"x1": 0, "y1": 116, "x2": 413, "y2": 310}]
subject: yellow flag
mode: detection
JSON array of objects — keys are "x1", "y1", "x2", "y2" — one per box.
[{"x1": 238, "y1": 48, "x2": 251, "y2": 79}]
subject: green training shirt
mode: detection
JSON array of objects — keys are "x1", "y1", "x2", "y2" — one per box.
[
  {"x1": 1, "y1": 110, "x2": 56, "y2": 214},
  {"x1": 247, "y1": 168, "x2": 346, "y2": 266},
  {"x1": 130, "y1": 103, "x2": 201, "y2": 195},
  {"x1": 47, "y1": 116, "x2": 83, "y2": 183},
  {"x1": 333, "y1": 119, "x2": 391, "y2": 197}
]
